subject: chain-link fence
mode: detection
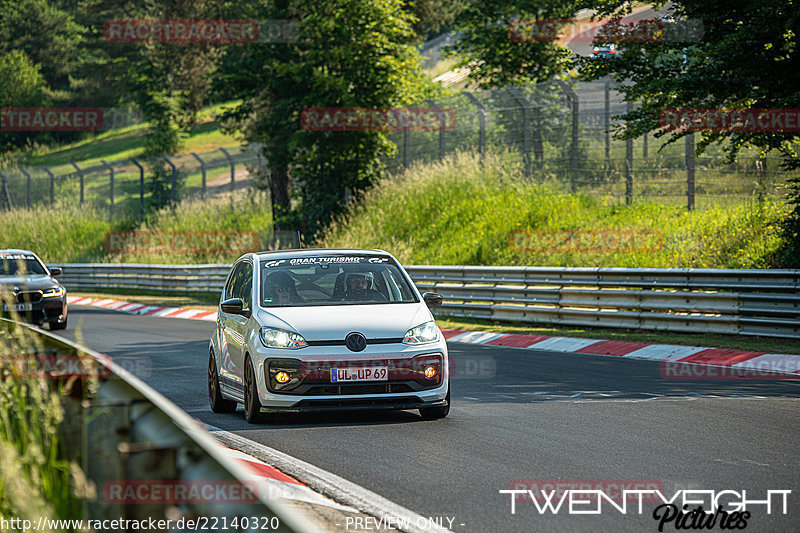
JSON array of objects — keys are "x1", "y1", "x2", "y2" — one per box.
[
  {"x1": 383, "y1": 79, "x2": 797, "y2": 208},
  {"x1": 2, "y1": 79, "x2": 796, "y2": 218},
  {"x1": 0, "y1": 144, "x2": 262, "y2": 219}
]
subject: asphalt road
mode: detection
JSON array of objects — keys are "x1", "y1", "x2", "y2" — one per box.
[{"x1": 61, "y1": 307, "x2": 800, "y2": 532}]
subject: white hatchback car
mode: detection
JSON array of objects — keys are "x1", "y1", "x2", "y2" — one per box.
[{"x1": 208, "y1": 249, "x2": 449, "y2": 423}]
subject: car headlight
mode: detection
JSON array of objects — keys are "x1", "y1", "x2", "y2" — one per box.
[
  {"x1": 260, "y1": 327, "x2": 308, "y2": 349},
  {"x1": 42, "y1": 287, "x2": 64, "y2": 298},
  {"x1": 403, "y1": 321, "x2": 439, "y2": 345}
]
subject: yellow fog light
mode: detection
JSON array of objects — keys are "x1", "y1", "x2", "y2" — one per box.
[
  {"x1": 275, "y1": 371, "x2": 290, "y2": 384},
  {"x1": 424, "y1": 366, "x2": 437, "y2": 379}
]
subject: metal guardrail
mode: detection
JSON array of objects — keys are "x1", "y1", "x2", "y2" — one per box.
[
  {"x1": 2, "y1": 318, "x2": 312, "y2": 531},
  {"x1": 52, "y1": 263, "x2": 800, "y2": 339}
]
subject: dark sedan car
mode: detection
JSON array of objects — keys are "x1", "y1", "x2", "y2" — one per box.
[{"x1": 0, "y1": 249, "x2": 67, "y2": 330}]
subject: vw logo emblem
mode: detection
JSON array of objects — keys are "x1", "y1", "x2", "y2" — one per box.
[{"x1": 345, "y1": 332, "x2": 367, "y2": 352}]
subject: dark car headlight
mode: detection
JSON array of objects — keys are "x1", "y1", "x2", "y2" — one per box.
[{"x1": 41, "y1": 287, "x2": 64, "y2": 298}]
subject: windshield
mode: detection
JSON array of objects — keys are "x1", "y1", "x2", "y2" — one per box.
[
  {"x1": 259, "y1": 255, "x2": 418, "y2": 307},
  {"x1": 0, "y1": 253, "x2": 47, "y2": 276}
]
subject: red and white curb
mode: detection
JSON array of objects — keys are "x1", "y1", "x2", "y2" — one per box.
[
  {"x1": 441, "y1": 329, "x2": 800, "y2": 377},
  {"x1": 67, "y1": 295, "x2": 217, "y2": 322},
  {"x1": 66, "y1": 295, "x2": 799, "y2": 376},
  {"x1": 216, "y1": 440, "x2": 356, "y2": 513}
]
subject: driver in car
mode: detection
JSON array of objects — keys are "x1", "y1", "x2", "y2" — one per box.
[
  {"x1": 267, "y1": 271, "x2": 301, "y2": 305},
  {"x1": 346, "y1": 272, "x2": 386, "y2": 302}
]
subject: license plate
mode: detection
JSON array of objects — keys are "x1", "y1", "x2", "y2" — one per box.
[
  {"x1": 330, "y1": 366, "x2": 388, "y2": 382},
  {"x1": 2, "y1": 303, "x2": 33, "y2": 312}
]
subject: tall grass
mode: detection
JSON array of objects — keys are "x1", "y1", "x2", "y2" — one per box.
[
  {"x1": 0, "y1": 192, "x2": 274, "y2": 264},
  {"x1": 321, "y1": 151, "x2": 789, "y2": 268},
  {"x1": 0, "y1": 316, "x2": 86, "y2": 523}
]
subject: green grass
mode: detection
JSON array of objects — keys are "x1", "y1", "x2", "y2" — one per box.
[
  {"x1": 0, "y1": 191, "x2": 273, "y2": 264},
  {"x1": 321, "y1": 151, "x2": 790, "y2": 268},
  {"x1": 0, "y1": 316, "x2": 87, "y2": 522},
  {"x1": 22, "y1": 102, "x2": 241, "y2": 168}
]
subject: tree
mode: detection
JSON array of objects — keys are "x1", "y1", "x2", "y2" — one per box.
[
  {"x1": 0, "y1": 50, "x2": 49, "y2": 157},
  {"x1": 220, "y1": 0, "x2": 438, "y2": 239},
  {"x1": 405, "y1": 0, "x2": 468, "y2": 40},
  {"x1": 449, "y1": 0, "x2": 588, "y2": 88},
  {"x1": 578, "y1": 0, "x2": 800, "y2": 264}
]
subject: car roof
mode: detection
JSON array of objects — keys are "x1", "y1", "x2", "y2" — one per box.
[
  {"x1": 254, "y1": 248, "x2": 390, "y2": 261},
  {"x1": 0, "y1": 249, "x2": 37, "y2": 255}
]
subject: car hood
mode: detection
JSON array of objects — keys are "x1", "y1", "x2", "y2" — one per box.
[
  {"x1": 0, "y1": 275, "x2": 59, "y2": 291},
  {"x1": 255, "y1": 303, "x2": 432, "y2": 340}
]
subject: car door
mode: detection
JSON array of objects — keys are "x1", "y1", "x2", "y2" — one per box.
[
  {"x1": 224, "y1": 259, "x2": 253, "y2": 388},
  {"x1": 218, "y1": 261, "x2": 248, "y2": 393}
]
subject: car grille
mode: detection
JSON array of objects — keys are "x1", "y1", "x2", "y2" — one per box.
[
  {"x1": 16, "y1": 291, "x2": 43, "y2": 303},
  {"x1": 303, "y1": 383, "x2": 415, "y2": 396}
]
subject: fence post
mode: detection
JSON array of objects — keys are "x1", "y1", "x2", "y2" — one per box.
[
  {"x1": 425, "y1": 100, "x2": 447, "y2": 160},
  {"x1": 71, "y1": 162, "x2": 84, "y2": 205},
  {"x1": 642, "y1": 133, "x2": 648, "y2": 159},
  {"x1": 42, "y1": 166, "x2": 55, "y2": 206},
  {"x1": 686, "y1": 133, "x2": 695, "y2": 210},
  {"x1": 0, "y1": 171, "x2": 11, "y2": 210},
  {"x1": 100, "y1": 160, "x2": 114, "y2": 219},
  {"x1": 463, "y1": 92, "x2": 486, "y2": 164},
  {"x1": 18, "y1": 167, "x2": 32, "y2": 208},
  {"x1": 191, "y1": 152, "x2": 207, "y2": 198},
  {"x1": 756, "y1": 155, "x2": 766, "y2": 203},
  {"x1": 625, "y1": 100, "x2": 633, "y2": 205},
  {"x1": 219, "y1": 148, "x2": 235, "y2": 198},
  {"x1": 163, "y1": 156, "x2": 177, "y2": 205},
  {"x1": 604, "y1": 82, "x2": 611, "y2": 167},
  {"x1": 131, "y1": 158, "x2": 144, "y2": 221},
  {"x1": 557, "y1": 81, "x2": 579, "y2": 192},
  {"x1": 507, "y1": 87, "x2": 531, "y2": 178},
  {"x1": 403, "y1": 129, "x2": 410, "y2": 168}
]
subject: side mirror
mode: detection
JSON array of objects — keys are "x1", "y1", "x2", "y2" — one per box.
[
  {"x1": 220, "y1": 297, "x2": 250, "y2": 317},
  {"x1": 422, "y1": 292, "x2": 443, "y2": 308},
  {"x1": 49, "y1": 267, "x2": 62, "y2": 276}
]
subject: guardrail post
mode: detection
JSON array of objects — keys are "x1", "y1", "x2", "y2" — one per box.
[
  {"x1": 0, "y1": 171, "x2": 11, "y2": 210},
  {"x1": 191, "y1": 152, "x2": 207, "y2": 198},
  {"x1": 625, "y1": 100, "x2": 633, "y2": 205},
  {"x1": 162, "y1": 156, "x2": 177, "y2": 205},
  {"x1": 686, "y1": 133, "x2": 695, "y2": 210},
  {"x1": 219, "y1": 147, "x2": 235, "y2": 199},
  {"x1": 507, "y1": 87, "x2": 531, "y2": 178},
  {"x1": 42, "y1": 166, "x2": 55, "y2": 206},
  {"x1": 130, "y1": 158, "x2": 145, "y2": 221},
  {"x1": 464, "y1": 92, "x2": 486, "y2": 164},
  {"x1": 100, "y1": 160, "x2": 114, "y2": 219},
  {"x1": 71, "y1": 162, "x2": 84, "y2": 205},
  {"x1": 18, "y1": 167, "x2": 32, "y2": 208}
]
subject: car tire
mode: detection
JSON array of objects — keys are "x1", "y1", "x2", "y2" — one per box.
[
  {"x1": 208, "y1": 351, "x2": 237, "y2": 413},
  {"x1": 419, "y1": 386, "x2": 450, "y2": 420},
  {"x1": 49, "y1": 318, "x2": 67, "y2": 331},
  {"x1": 243, "y1": 356, "x2": 263, "y2": 424}
]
